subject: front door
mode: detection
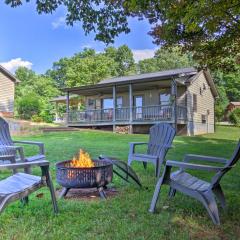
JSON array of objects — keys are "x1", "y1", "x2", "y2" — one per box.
[{"x1": 134, "y1": 96, "x2": 143, "y2": 119}]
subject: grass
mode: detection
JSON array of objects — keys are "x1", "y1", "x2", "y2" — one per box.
[{"x1": 0, "y1": 126, "x2": 239, "y2": 240}]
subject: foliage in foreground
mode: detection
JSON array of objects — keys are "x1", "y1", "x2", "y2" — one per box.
[
  {"x1": 6, "y1": 0, "x2": 240, "y2": 71},
  {"x1": 0, "y1": 126, "x2": 239, "y2": 240}
]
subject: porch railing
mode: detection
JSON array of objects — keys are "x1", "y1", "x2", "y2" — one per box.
[{"x1": 67, "y1": 105, "x2": 187, "y2": 124}]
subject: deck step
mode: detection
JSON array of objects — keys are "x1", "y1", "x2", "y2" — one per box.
[{"x1": 41, "y1": 127, "x2": 80, "y2": 133}]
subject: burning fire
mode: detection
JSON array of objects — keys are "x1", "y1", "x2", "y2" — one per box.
[{"x1": 70, "y1": 149, "x2": 95, "y2": 168}]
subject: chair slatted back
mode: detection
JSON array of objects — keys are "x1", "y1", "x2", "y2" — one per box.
[
  {"x1": 211, "y1": 140, "x2": 240, "y2": 187},
  {"x1": 147, "y1": 123, "x2": 176, "y2": 157},
  {"x1": 0, "y1": 117, "x2": 14, "y2": 157}
]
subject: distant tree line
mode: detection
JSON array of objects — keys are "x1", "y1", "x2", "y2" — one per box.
[{"x1": 14, "y1": 45, "x2": 240, "y2": 124}]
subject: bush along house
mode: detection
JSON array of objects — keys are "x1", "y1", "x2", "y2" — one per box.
[{"x1": 62, "y1": 67, "x2": 218, "y2": 135}]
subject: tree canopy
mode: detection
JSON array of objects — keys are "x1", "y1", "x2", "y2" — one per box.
[
  {"x1": 138, "y1": 46, "x2": 194, "y2": 73},
  {"x1": 47, "y1": 45, "x2": 136, "y2": 88},
  {"x1": 6, "y1": 0, "x2": 240, "y2": 70}
]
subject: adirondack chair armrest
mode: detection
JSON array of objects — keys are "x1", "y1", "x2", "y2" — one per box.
[
  {"x1": 183, "y1": 154, "x2": 228, "y2": 164},
  {"x1": 0, "y1": 145, "x2": 25, "y2": 161},
  {"x1": 129, "y1": 142, "x2": 148, "y2": 154},
  {"x1": 129, "y1": 142, "x2": 148, "y2": 146},
  {"x1": 0, "y1": 160, "x2": 49, "y2": 171},
  {"x1": 14, "y1": 140, "x2": 45, "y2": 155},
  {"x1": 0, "y1": 155, "x2": 15, "y2": 161},
  {"x1": 166, "y1": 160, "x2": 224, "y2": 172}
]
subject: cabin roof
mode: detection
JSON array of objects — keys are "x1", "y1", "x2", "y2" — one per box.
[
  {"x1": 0, "y1": 65, "x2": 20, "y2": 83},
  {"x1": 98, "y1": 67, "x2": 197, "y2": 84},
  {"x1": 62, "y1": 67, "x2": 197, "y2": 92}
]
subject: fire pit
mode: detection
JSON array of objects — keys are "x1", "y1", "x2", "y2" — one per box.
[
  {"x1": 56, "y1": 149, "x2": 142, "y2": 199},
  {"x1": 56, "y1": 159, "x2": 113, "y2": 198}
]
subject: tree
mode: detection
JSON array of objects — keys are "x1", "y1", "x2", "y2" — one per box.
[
  {"x1": 138, "y1": 46, "x2": 194, "y2": 74},
  {"x1": 49, "y1": 49, "x2": 116, "y2": 88},
  {"x1": 15, "y1": 67, "x2": 59, "y2": 122},
  {"x1": 6, "y1": 0, "x2": 240, "y2": 70},
  {"x1": 15, "y1": 67, "x2": 59, "y2": 98},
  {"x1": 105, "y1": 45, "x2": 136, "y2": 76}
]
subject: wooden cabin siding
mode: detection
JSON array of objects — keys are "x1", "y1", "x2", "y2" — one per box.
[
  {"x1": 0, "y1": 71, "x2": 15, "y2": 116},
  {"x1": 187, "y1": 71, "x2": 215, "y2": 135}
]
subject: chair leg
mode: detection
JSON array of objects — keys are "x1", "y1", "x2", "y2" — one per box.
[
  {"x1": 20, "y1": 196, "x2": 29, "y2": 205},
  {"x1": 149, "y1": 176, "x2": 164, "y2": 213},
  {"x1": 168, "y1": 187, "x2": 176, "y2": 199},
  {"x1": 127, "y1": 155, "x2": 132, "y2": 166},
  {"x1": 201, "y1": 192, "x2": 220, "y2": 225},
  {"x1": 213, "y1": 185, "x2": 226, "y2": 209},
  {"x1": 44, "y1": 168, "x2": 58, "y2": 214},
  {"x1": 143, "y1": 162, "x2": 147, "y2": 170}
]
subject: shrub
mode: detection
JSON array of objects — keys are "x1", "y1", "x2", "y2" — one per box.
[
  {"x1": 39, "y1": 102, "x2": 55, "y2": 123},
  {"x1": 229, "y1": 108, "x2": 240, "y2": 126},
  {"x1": 31, "y1": 115, "x2": 43, "y2": 122},
  {"x1": 17, "y1": 94, "x2": 41, "y2": 120}
]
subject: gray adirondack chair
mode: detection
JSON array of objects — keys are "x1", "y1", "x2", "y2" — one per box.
[
  {"x1": 0, "y1": 117, "x2": 45, "y2": 163},
  {"x1": 0, "y1": 157, "x2": 58, "y2": 214},
  {"x1": 128, "y1": 123, "x2": 176, "y2": 177},
  {"x1": 149, "y1": 140, "x2": 240, "y2": 225}
]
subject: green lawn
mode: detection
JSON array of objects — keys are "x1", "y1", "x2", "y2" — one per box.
[{"x1": 0, "y1": 126, "x2": 239, "y2": 240}]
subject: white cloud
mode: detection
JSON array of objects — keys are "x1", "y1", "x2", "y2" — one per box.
[
  {"x1": 0, "y1": 58, "x2": 33, "y2": 73},
  {"x1": 81, "y1": 44, "x2": 93, "y2": 49},
  {"x1": 132, "y1": 49, "x2": 156, "y2": 62},
  {"x1": 52, "y1": 16, "x2": 66, "y2": 29}
]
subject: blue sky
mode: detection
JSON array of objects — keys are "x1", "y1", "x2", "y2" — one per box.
[{"x1": 0, "y1": 2, "x2": 156, "y2": 74}]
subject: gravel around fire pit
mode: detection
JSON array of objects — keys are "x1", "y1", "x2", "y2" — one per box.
[{"x1": 56, "y1": 187, "x2": 119, "y2": 201}]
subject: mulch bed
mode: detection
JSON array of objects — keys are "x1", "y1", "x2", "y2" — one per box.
[{"x1": 56, "y1": 187, "x2": 119, "y2": 201}]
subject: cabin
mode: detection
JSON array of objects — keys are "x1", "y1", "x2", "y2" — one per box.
[
  {"x1": 62, "y1": 67, "x2": 218, "y2": 135},
  {"x1": 0, "y1": 65, "x2": 19, "y2": 117}
]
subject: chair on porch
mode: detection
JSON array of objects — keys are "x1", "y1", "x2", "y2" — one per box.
[
  {"x1": 0, "y1": 117, "x2": 45, "y2": 164},
  {"x1": 149, "y1": 140, "x2": 240, "y2": 225},
  {"x1": 128, "y1": 123, "x2": 176, "y2": 177},
  {"x1": 0, "y1": 156, "x2": 58, "y2": 214}
]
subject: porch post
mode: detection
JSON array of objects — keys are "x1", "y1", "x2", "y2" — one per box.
[
  {"x1": 66, "y1": 91, "x2": 70, "y2": 124},
  {"x1": 55, "y1": 102, "x2": 59, "y2": 122},
  {"x1": 112, "y1": 85, "x2": 116, "y2": 132},
  {"x1": 171, "y1": 79, "x2": 177, "y2": 130},
  {"x1": 129, "y1": 84, "x2": 133, "y2": 133}
]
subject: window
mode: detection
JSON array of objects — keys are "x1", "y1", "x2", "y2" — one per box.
[
  {"x1": 88, "y1": 99, "x2": 95, "y2": 109},
  {"x1": 202, "y1": 114, "x2": 206, "y2": 124},
  {"x1": 203, "y1": 83, "x2": 206, "y2": 90},
  {"x1": 102, "y1": 98, "x2": 113, "y2": 109},
  {"x1": 102, "y1": 96, "x2": 123, "y2": 109},
  {"x1": 159, "y1": 93, "x2": 170, "y2": 106},
  {"x1": 193, "y1": 94, "x2": 197, "y2": 112}
]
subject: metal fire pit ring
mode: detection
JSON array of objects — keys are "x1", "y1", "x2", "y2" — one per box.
[{"x1": 56, "y1": 159, "x2": 113, "y2": 199}]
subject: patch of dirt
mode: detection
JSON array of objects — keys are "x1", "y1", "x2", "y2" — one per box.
[{"x1": 56, "y1": 187, "x2": 119, "y2": 201}]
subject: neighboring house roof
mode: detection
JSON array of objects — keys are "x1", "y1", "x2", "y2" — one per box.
[
  {"x1": 0, "y1": 65, "x2": 20, "y2": 83},
  {"x1": 62, "y1": 67, "x2": 218, "y2": 98},
  {"x1": 229, "y1": 102, "x2": 240, "y2": 106}
]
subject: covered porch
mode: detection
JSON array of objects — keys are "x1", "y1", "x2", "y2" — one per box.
[{"x1": 63, "y1": 77, "x2": 188, "y2": 132}]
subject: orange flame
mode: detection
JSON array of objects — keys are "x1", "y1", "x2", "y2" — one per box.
[{"x1": 70, "y1": 149, "x2": 94, "y2": 168}]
